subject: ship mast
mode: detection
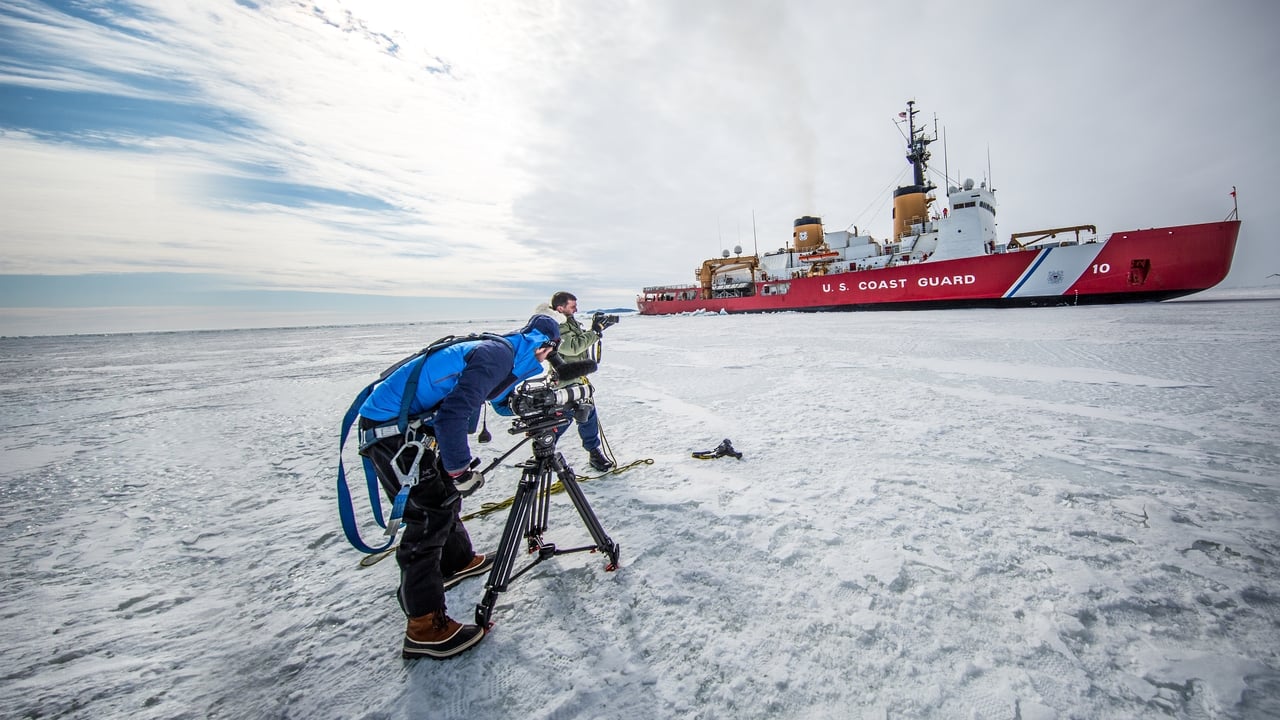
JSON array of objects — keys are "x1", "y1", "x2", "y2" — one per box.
[
  {"x1": 904, "y1": 100, "x2": 934, "y2": 191},
  {"x1": 892, "y1": 100, "x2": 937, "y2": 241}
]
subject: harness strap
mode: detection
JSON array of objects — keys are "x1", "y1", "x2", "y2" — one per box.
[
  {"x1": 397, "y1": 355, "x2": 425, "y2": 434},
  {"x1": 337, "y1": 382, "x2": 394, "y2": 553},
  {"x1": 360, "y1": 421, "x2": 417, "y2": 451}
]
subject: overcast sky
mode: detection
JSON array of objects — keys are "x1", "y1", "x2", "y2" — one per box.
[{"x1": 2, "y1": 0, "x2": 1277, "y2": 335}]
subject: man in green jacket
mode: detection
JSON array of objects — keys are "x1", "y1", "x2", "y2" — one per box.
[{"x1": 536, "y1": 291, "x2": 616, "y2": 471}]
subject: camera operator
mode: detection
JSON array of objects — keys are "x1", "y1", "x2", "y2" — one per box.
[
  {"x1": 357, "y1": 316, "x2": 560, "y2": 660},
  {"x1": 535, "y1": 291, "x2": 619, "y2": 471}
]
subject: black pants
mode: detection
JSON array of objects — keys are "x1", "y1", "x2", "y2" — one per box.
[{"x1": 359, "y1": 419, "x2": 475, "y2": 618}]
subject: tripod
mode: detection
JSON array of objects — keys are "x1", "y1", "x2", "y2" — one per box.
[{"x1": 474, "y1": 414, "x2": 620, "y2": 627}]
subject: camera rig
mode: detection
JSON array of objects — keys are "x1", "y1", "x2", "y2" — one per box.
[
  {"x1": 507, "y1": 376, "x2": 595, "y2": 432},
  {"x1": 474, "y1": 357, "x2": 620, "y2": 628}
]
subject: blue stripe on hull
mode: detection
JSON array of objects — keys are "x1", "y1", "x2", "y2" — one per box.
[{"x1": 1004, "y1": 248, "x2": 1052, "y2": 298}]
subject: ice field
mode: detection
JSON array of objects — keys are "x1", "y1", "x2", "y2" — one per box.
[{"x1": 1, "y1": 289, "x2": 1278, "y2": 719}]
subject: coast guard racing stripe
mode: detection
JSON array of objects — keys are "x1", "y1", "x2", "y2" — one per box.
[{"x1": 1002, "y1": 245, "x2": 1104, "y2": 298}]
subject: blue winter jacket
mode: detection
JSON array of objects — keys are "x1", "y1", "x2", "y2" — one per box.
[{"x1": 359, "y1": 328, "x2": 551, "y2": 473}]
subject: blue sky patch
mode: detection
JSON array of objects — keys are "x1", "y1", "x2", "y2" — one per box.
[
  {"x1": 206, "y1": 176, "x2": 397, "y2": 211},
  {"x1": 33, "y1": 0, "x2": 165, "y2": 43},
  {"x1": 0, "y1": 84, "x2": 257, "y2": 141}
]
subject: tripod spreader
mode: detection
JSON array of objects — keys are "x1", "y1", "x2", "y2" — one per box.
[{"x1": 474, "y1": 428, "x2": 620, "y2": 628}]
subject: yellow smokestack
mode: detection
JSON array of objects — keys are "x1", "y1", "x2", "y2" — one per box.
[{"x1": 793, "y1": 216, "x2": 823, "y2": 252}]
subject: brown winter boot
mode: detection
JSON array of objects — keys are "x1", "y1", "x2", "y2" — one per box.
[
  {"x1": 443, "y1": 553, "x2": 494, "y2": 590},
  {"x1": 402, "y1": 610, "x2": 485, "y2": 660}
]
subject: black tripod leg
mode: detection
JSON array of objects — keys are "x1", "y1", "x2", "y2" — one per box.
[
  {"x1": 552, "y1": 454, "x2": 620, "y2": 570},
  {"x1": 475, "y1": 472, "x2": 537, "y2": 627}
]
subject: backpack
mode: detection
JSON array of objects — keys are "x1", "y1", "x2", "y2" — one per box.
[{"x1": 336, "y1": 333, "x2": 511, "y2": 553}]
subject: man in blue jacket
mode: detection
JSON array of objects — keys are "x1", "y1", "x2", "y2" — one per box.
[{"x1": 358, "y1": 315, "x2": 560, "y2": 659}]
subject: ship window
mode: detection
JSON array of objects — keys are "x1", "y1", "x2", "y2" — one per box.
[{"x1": 980, "y1": 201, "x2": 995, "y2": 216}]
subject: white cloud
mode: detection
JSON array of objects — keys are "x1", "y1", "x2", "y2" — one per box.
[{"x1": 0, "y1": 0, "x2": 570, "y2": 296}]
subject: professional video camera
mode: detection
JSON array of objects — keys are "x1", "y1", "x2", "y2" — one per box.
[
  {"x1": 508, "y1": 376, "x2": 594, "y2": 421},
  {"x1": 591, "y1": 312, "x2": 620, "y2": 333},
  {"x1": 506, "y1": 353, "x2": 598, "y2": 430}
]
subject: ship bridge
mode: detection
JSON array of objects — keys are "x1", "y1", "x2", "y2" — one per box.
[{"x1": 930, "y1": 178, "x2": 998, "y2": 261}]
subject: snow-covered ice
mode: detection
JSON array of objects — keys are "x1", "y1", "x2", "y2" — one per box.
[{"x1": 2, "y1": 289, "x2": 1278, "y2": 719}]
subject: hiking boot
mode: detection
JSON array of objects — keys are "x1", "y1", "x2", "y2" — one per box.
[
  {"x1": 588, "y1": 447, "x2": 614, "y2": 472},
  {"x1": 443, "y1": 553, "x2": 493, "y2": 590},
  {"x1": 403, "y1": 610, "x2": 485, "y2": 660}
]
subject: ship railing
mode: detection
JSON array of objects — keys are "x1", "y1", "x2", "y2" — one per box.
[{"x1": 642, "y1": 283, "x2": 699, "y2": 293}]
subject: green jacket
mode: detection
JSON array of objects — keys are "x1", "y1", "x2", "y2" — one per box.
[{"x1": 535, "y1": 305, "x2": 600, "y2": 386}]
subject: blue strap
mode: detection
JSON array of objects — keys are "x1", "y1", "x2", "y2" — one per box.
[
  {"x1": 336, "y1": 381, "x2": 396, "y2": 554},
  {"x1": 397, "y1": 354, "x2": 427, "y2": 434},
  {"x1": 386, "y1": 486, "x2": 410, "y2": 533}
]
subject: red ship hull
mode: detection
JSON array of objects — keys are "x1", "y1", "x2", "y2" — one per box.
[{"x1": 636, "y1": 221, "x2": 1239, "y2": 315}]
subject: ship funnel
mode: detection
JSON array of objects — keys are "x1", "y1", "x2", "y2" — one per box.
[
  {"x1": 892, "y1": 187, "x2": 933, "y2": 241},
  {"x1": 793, "y1": 216, "x2": 823, "y2": 252}
]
